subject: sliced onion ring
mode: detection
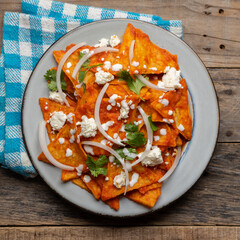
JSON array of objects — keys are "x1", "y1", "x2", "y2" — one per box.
[
  {"x1": 136, "y1": 74, "x2": 174, "y2": 92},
  {"x1": 39, "y1": 121, "x2": 75, "y2": 171},
  {"x1": 81, "y1": 141, "x2": 129, "y2": 194},
  {"x1": 158, "y1": 146, "x2": 181, "y2": 183},
  {"x1": 129, "y1": 40, "x2": 135, "y2": 63},
  {"x1": 56, "y1": 42, "x2": 86, "y2": 106},
  {"x1": 72, "y1": 47, "x2": 119, "y2": 79},
  {"x1": 130, "y1": 106, "x2": 153, "y2": 167},
  {"x1": 94, "y1": 83, "x2": 125, "y2": 146}
]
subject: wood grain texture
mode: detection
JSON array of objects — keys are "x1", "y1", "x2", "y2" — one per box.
[
  {"x1": 0, "y1": 0, "x2": 239, "y2": 67},
  {"x1": 0, "y1": 143, "x2": 239, "y2": 226},
  {"x1": 0, "y1": 226, "x2": 239, "y2": 240}
]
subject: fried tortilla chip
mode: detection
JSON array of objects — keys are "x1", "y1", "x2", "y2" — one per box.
[
  {"x1": 72, "y1": 178, "x2": 90, "y2": 192},
  {"x1": 101, "y1": 163, "x2": 159, "y2": 201},
  {"x1": 127, "y1": 187, "x2": 162, "y2": 208},
  {"x1": 61, "y1": 170, "x2": 79, "y2": 181},
  {"x1": 173, "y1": 79, "x2": 193, "y2": 140},
  {"x1": 39, "y1": 97, "x2": 75, "y2": 141},
  {"x1": 138, "y1": 182, "x2": 163, "y2": 195}
]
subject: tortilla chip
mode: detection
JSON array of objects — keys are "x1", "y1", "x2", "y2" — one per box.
[
  {"x1": 61, "y1": 170, "x2": 79, "y2": 181},
  {"x1": 72, "y1": 178, "x2": 90, "y2": 192},
  {"x1": 39, "y1": 97, "x2": 75, "y2": 141},
  {"x1": 138, "y1": 182, "x2": 163, "y2": 195},
  {"x1": 101, "y1": 163, "x2": 159, "y2": 201},
  {"x1": 173, "y1": 79, "x2": 193, "y2": 140},
  {"x1": 129, "y1": 25, "x2": 179, "y2": 75},
  {"x1": 127, "y1": 187, "x2": 161, "y2": 208},
  {"x1": 80, "y1": 174, "x2": 101, "y2": 200},
  {"x1": 38, "y1": 122, "x2": 87, "y2": 168}
]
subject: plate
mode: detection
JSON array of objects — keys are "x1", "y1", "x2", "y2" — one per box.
[{"x1": 22, "y1": 19, "x2": 219, "y2": 217}]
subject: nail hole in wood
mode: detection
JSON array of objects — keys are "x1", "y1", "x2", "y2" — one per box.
[
  {"x1": 224, "y1": 89, "x2": 232, "y2": 95},
  {"x1": 226, "y1": 131, "x2": 233, "y2": 137},
  {"x1": 219, "y1": 9, "x2": 224, "y2": 14},
  {"x1": 219, "y1": 44, "x2": 225, "y2": 49},
  {"x1": 203, "y1": 34, "x2": 207, "y2": 37}
]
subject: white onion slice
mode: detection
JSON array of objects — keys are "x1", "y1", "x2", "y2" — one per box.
[
  {"x1": 56, "y1": 42, "x2": 86, "y2": 106},
  {"x1": 136, "y1": 74, "x2": 174, "y2": 92},
  {"x1": 158, "y1": 146, "x2": 181, "y2": 183},
  {"x1": 72, "y1": 47, "x2": 119, "y2": 79},
  {"x1": 94, "y1": 83, "x2": 125, "y2": 146},
  {"x1": 39, "y1": 121, "x2": 75, "y2": 171},
  {"x1": 129, "y1": 40, "x2": 135, "y2": 63},
  {"x1": 81, "y1": 141, "x2": 129, "y2": 194},
  {"x1": 130, "y1": 106, "x2": 153, "y2": 167}
]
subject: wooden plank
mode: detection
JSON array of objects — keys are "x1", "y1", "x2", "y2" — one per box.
[
  {"x1": 0, "y1": 226, "x2": 239, "y2": 240},
  {"x1": 0, "y1": 0, "x2": 239, "y2": 67},
  {"x1": 211, "y1": 68, "x2": 240, "y2": 142},
  {"x1": 0, "y1": 143, "x2": 239, "y2": 226}
]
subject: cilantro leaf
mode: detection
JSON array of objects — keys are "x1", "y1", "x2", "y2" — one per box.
[
  {"x1": 79, "y1": 52, "x2": 90, "y2": 68},
  {"x1": 123, "y1": 132, "x2": 147, "y2": 148},
  {"x1": 78, "y1": 71, "x2": 86, "y2": 83},
  {"x1": 86, "y1": 155, "x2": 108, "y2": 177},
  {"x1": 124, "y1": 122, "x2": 138, "y2": 132},
  {"x1": 117, "y1": 70, "x2": 145, "y2": 97},
  {"x1": 148, "y1": 115, "x2": 159, "y2": 132},
  {"x1": 44, "y1": 69, "x2": 66, "y2": 91}
]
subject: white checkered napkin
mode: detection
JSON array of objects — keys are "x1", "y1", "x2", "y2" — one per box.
[{"x1": 1, "y1": 0, "x2": 182, "y2": 177}]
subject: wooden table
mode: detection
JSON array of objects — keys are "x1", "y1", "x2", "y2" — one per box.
[{"x1": 0, "y1": 0, "x2": 239, "y2": 239}]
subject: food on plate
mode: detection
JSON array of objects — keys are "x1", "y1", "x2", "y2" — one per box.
[{"x1": 38, "y1": 23, "x2": 192, "y2": 211}]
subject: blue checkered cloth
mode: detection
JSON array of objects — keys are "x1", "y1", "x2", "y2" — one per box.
[{"x1": 0, "y1": 0, "x2": 183, "y2": 177}]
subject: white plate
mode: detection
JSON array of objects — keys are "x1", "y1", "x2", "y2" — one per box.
[{"x1": 22, "y1": 19, "x2": 219, "y2": 217}]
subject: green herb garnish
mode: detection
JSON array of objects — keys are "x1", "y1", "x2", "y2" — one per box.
[
  {"x1": 148, "y1": 115, "x2": 159, "y2": 132},
  {"x1": 44, "y1": 69, "x2": 66, "y2": 91},
  {"x1": 122, "y1": 122, "x2": 147, "y2": 148},
  {"x1": 86, "y1": 155, "x2": 108, "y2": 177},
  {"x1": 117, "y1": 70, "x2": 145, "y2": 99}
]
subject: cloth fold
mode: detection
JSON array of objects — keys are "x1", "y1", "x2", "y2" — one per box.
[{"x1": 0, "y1": 0, "x2": 182, "y2": 177}]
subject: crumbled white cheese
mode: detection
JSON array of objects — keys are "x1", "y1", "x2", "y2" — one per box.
[
  {"x1": 122, "y1": 50, "x2": 125, "y2": 55},
  {"x1": 105, "y1": 177, "x2": 109, "y2": 181},
  {"x1": 101, "y1": 139, "x2": 107, "y2": 145},
  {"x1": 66, "y1": 70, "x2": 70, "y2": 73},
  {"x1": 112, "y1": 64, "x2": 123, "y2": 72},
  {"x1": 102, "y1": 121, "x2": 114, "y2": 131},
  {"x1": 130, "y1": 104, "x2": 135, "y2": 109},
  {"x1": 74, "y1": 90, "x2": 78, "y2": 97},
  {"x1": 143, "y1": 65, "x2": 147, "y2": 69},
  {"x1": 76, "y1": 164, "x2": 83, "y2": 176},
  {"x1": 154, "y1": 136, "x2": 160, "y2": 141},
  {"x1": 65, "y1": 148, "x2": 72, "y2": 157},
  {"x1": 83, "y1": 145, "x2": 94, "y2": 155},
  {"x1": 159, "y1": 98, "x2": 169, "y2": 106},
  {"x1": 109, "y1": 156, "x2": 115, "y2": 163},
  {"x1": 108, "y1": 94, "x2": 120, "y2": 106},
  {"x1": 81, "y1": 49, "x2": 89, "y2": 54},
  {"x1": 169, "y1": 119, "x2": 174, "y2": 123},
  {"x1": 69, "y1": 135, "x2": 75, "y2": 143},
  {"x1": 120, "y1": 125, "x2": 125, "y2": 132},
  {"x1": 95, "y1": 38, "x2": 109, "y2": 48},
  {"x1": 165, "y1": 152, "x2": 169, "y2": 156},
  {"x1": 168, "y1": 110, "x2": 173, "y2": 115},
  {"x1": 129, "y1": 173, "x2": 139, "y2": 187},
  {"x1": 177, "y1": 124, "x2": 185, "y2": 131},
  {"x1": 45, "y1": 106, "x2": 48, "y2": 110},
  {"x1": 109, "y1": 35, "x2": 121, "y2": 47},
  {"x1": 141, "y1": 147, "x2": 163, "y2": 167},
  {"x1": 131, "y1": 61, "x2": 139, "y2": 67},
  {"x1": 158, "y1": 67, "x2": 182, "y2": 89},
  {"x1": 66, "y1": 62, "x2": 72, "y2": 68},
  {"x1": 160, "y1": 128, "x2": 167, "y2": 136},
  {"x1": 58, "y1": 138, "x2": 65, "y2": 144},
  {"x1": 116, "y1": 56, "x2": 120, "y2": 59},
  {"x1": 119, "y1": 99, "x2": 130, "y2": 119},
  {"x1": 96, "y1": 67, "x2": 102, "y2": 72},
  {"x1": 103, "y1": 61, "x2": 111, "y2": 70},
  {"x1": 76, "y1": 84, "x2": 82, "y2": 89},
  {"x1": 150, "y1": 67, "x2": 157, "y2": 71},
  {"x1": 67, "y1": 113, "x2": 75, "y2": 124},
  {"x1": 107, "y1": 105, "x2": 112, "y2": 111},
  {"x1": 49, "y1": 111, "x2": 67, "y2": 131},
  {"x1": 101, "y1": 58, "x2": 105, "y2": 61},
  {"x1": 95, "y1": 70, "x2": 114, "y2": 85},
  {"x1": 79, "y1": 115, "x2": 97, "y2": 138},
  {"x1": 113, "y1": 171, "x2": 126, "y2": 188},
  {"x1": 83, "y1": 175, "x2": 91, "y2": 183},
  {"x1": 49, "y1": 91, "x2": 65, "y2": 103},
  {"x1": 134, "y1": 70, "x2": 139, "y2": 74}
]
